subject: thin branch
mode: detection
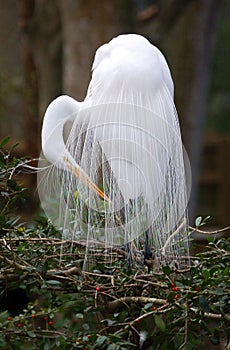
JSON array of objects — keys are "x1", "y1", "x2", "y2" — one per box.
[
  {"x1": 107, "y1": 296, "x2": 167, "y2": 312},
  {"x1": 0, "y1": 252, "x2": 35, "y2": 272},
  {"x1": 84, "y1": 271, "x2": 115, "y2": 285},
  {"x1": 161, "y1": 219, "x2": 186, "y2": 256},
  {"x1": 189, "y1": 225, "x2": 230, "y2": 235},
  {"x1": 190, "y1": 307, "x2": 230, "y2": 322},
  {"x1": 107, "y1": 296, "x2": 230, "y2": 322}
]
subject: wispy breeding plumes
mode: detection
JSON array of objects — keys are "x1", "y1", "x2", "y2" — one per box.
[{"x1": 38, "y1": 34, "x2": 191, "y2": 270}]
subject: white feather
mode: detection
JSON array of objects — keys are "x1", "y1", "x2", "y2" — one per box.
[{"x1": 39, "y1": 34, "x2": 190, "y2": 269}]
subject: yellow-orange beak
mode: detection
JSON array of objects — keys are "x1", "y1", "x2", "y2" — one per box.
[{"x1": 64, "y1": 157, "x2": 110, "y2": 202}]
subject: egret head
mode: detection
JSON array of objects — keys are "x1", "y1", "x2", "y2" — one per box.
[{"x1": 87, "y1": 34, "x2": 174, "y2": 106}]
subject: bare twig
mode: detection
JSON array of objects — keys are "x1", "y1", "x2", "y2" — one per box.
[
  {"x1": 161, "y1": 219, "x2": 187, "y2": 256},
  {"x1": 189, "y1": 225, "x2": 230, "y2": 235},
  {"x1": 107, "y1": 296, "x2": 230, "y2": 322}
]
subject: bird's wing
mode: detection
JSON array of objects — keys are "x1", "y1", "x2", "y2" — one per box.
[{"x1": 83, "y1": 34, "x2": 178, "y2": 204}]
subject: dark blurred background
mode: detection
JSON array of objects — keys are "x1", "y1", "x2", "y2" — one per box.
[{"x1": 0, "y1": 0, "x2": 229, "y2": 227}]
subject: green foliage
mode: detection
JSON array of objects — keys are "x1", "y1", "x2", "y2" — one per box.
[
  {"x1": 0, "y1": 139, "x2": 229, "y2": 349},
  {"x1": 0, "y1": 137, "x2": 27, "y2": 229}
]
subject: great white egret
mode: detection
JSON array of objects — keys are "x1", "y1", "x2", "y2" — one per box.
[{"x1": 38, "y1": 34, "x2": 190, "y2": 270}]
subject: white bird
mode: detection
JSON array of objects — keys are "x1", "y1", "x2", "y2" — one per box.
[{"x1": 38, "y1": 34, "x2": 190, "y2": 269}]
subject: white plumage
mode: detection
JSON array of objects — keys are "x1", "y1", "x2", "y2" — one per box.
[{"x1": 38, "y1": 34, "x2": 190, "y2": 269}]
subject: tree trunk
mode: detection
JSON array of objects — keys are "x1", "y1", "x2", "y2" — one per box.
[
  {"x1": 33, "y1": 0, "x2": 63, "y2": 118},
  {"x1": 60, "y1": 0, "x2": 122, "y2": 100},
  {"x1": 18, "y1": 0, "x2": 39, "y2": 158},
  {"x1": 164, "y1": 0, "x2": 221, "y2": 222}
]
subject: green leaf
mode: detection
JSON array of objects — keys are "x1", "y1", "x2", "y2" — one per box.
[
  {"x1": 27, "y1": 331, "x2": 36, "y2": 338},
  {"x1": 44, "y1": 343, "x2": 50, "y2": 350},
  {"x1": 210, "y1": 288, "x2": 226, "y2": 296},
  {"x1": 95, "y1": 335, "x2": 107, "y2": 347},
  {"x1": 55, "y1": 336, "x2": 67, "y2": 348},
  {"x1": 107, "y1": 319, "x2": 116, "y2": 326},
  {"x1": 154, "y1": 315, "x2": 166, "y2": 332},
  {"x1": 161, "y1": 340, "x2": 170, "y2": 350},
  {"x1": 143, "y1": 302, "x2": 153, "y2": 310},
  {"x1": 84, "y1": 306, "x2": 93, "y2": 313},
  {"x1": 210, "y1": 334, "x2": 220, "y2": 345},
  {"x1": 199, "y1": 295, "x2": 210, "y2": 313},
  {"x1": 162, "y1": 265, "x2": 171, "y2": 276},
  {"x1": 185, "y1": 342, "x2": 194, "y2": 350},
  {"x1": 0, "y1": 136, "x2": 10, "y2": 148},
  {"x1": 207, "y1": 236, "x2": 215, "y2": 243},
  {"x1": 202, "y1": 268, "x2": 210, "y2": 279},
  {"x1": 107, "y1": 345, "x2": 120, "y2": 350},
  {"x1": 167, "y1": 291, "x2": 176, "y2": 303},
  {"x1": 10, "y1": 143, "x2": 19, "y2": 151},
  {"x1": 75, "y1": 313, "x2": 84, "y2": 319},
  {"x1": 7, "y1": 179, "x2": 17, "y2": 189},
  {"x1": 195, "y1": 216, "x2": 202, "y2": 227},
  {"x1": 203, "y1": 215, "x2": 210, "y2": 223},
  {"x1": 82, "y1": 323, "x2": 90, "y2": 330},
  {"x1": 46, "y1": 280, "x2": 61, "y2": 286},
  {"x1": 42, "y1": 261, "x2": 48, "y2": 277}
]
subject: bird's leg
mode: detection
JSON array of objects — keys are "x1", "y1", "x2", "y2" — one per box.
[
  {"x1": 144, "y1": 228, "x2": 153, "y2": 259},
  {"x1": 142, "y1": 207, "x2": 153, "y2": 265},
  {"x1": 141, "y1": 228, "x2": 153, "y2": 273},
  {"x1": 113, "y1": 205, "x2": 132, "y2": 268},
  {"x1": 125, "y1": 241, "x2": 132, "y2": 269},
  {"x1": 124, "y1": 204, "x2": 133, "y2": 268}
]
